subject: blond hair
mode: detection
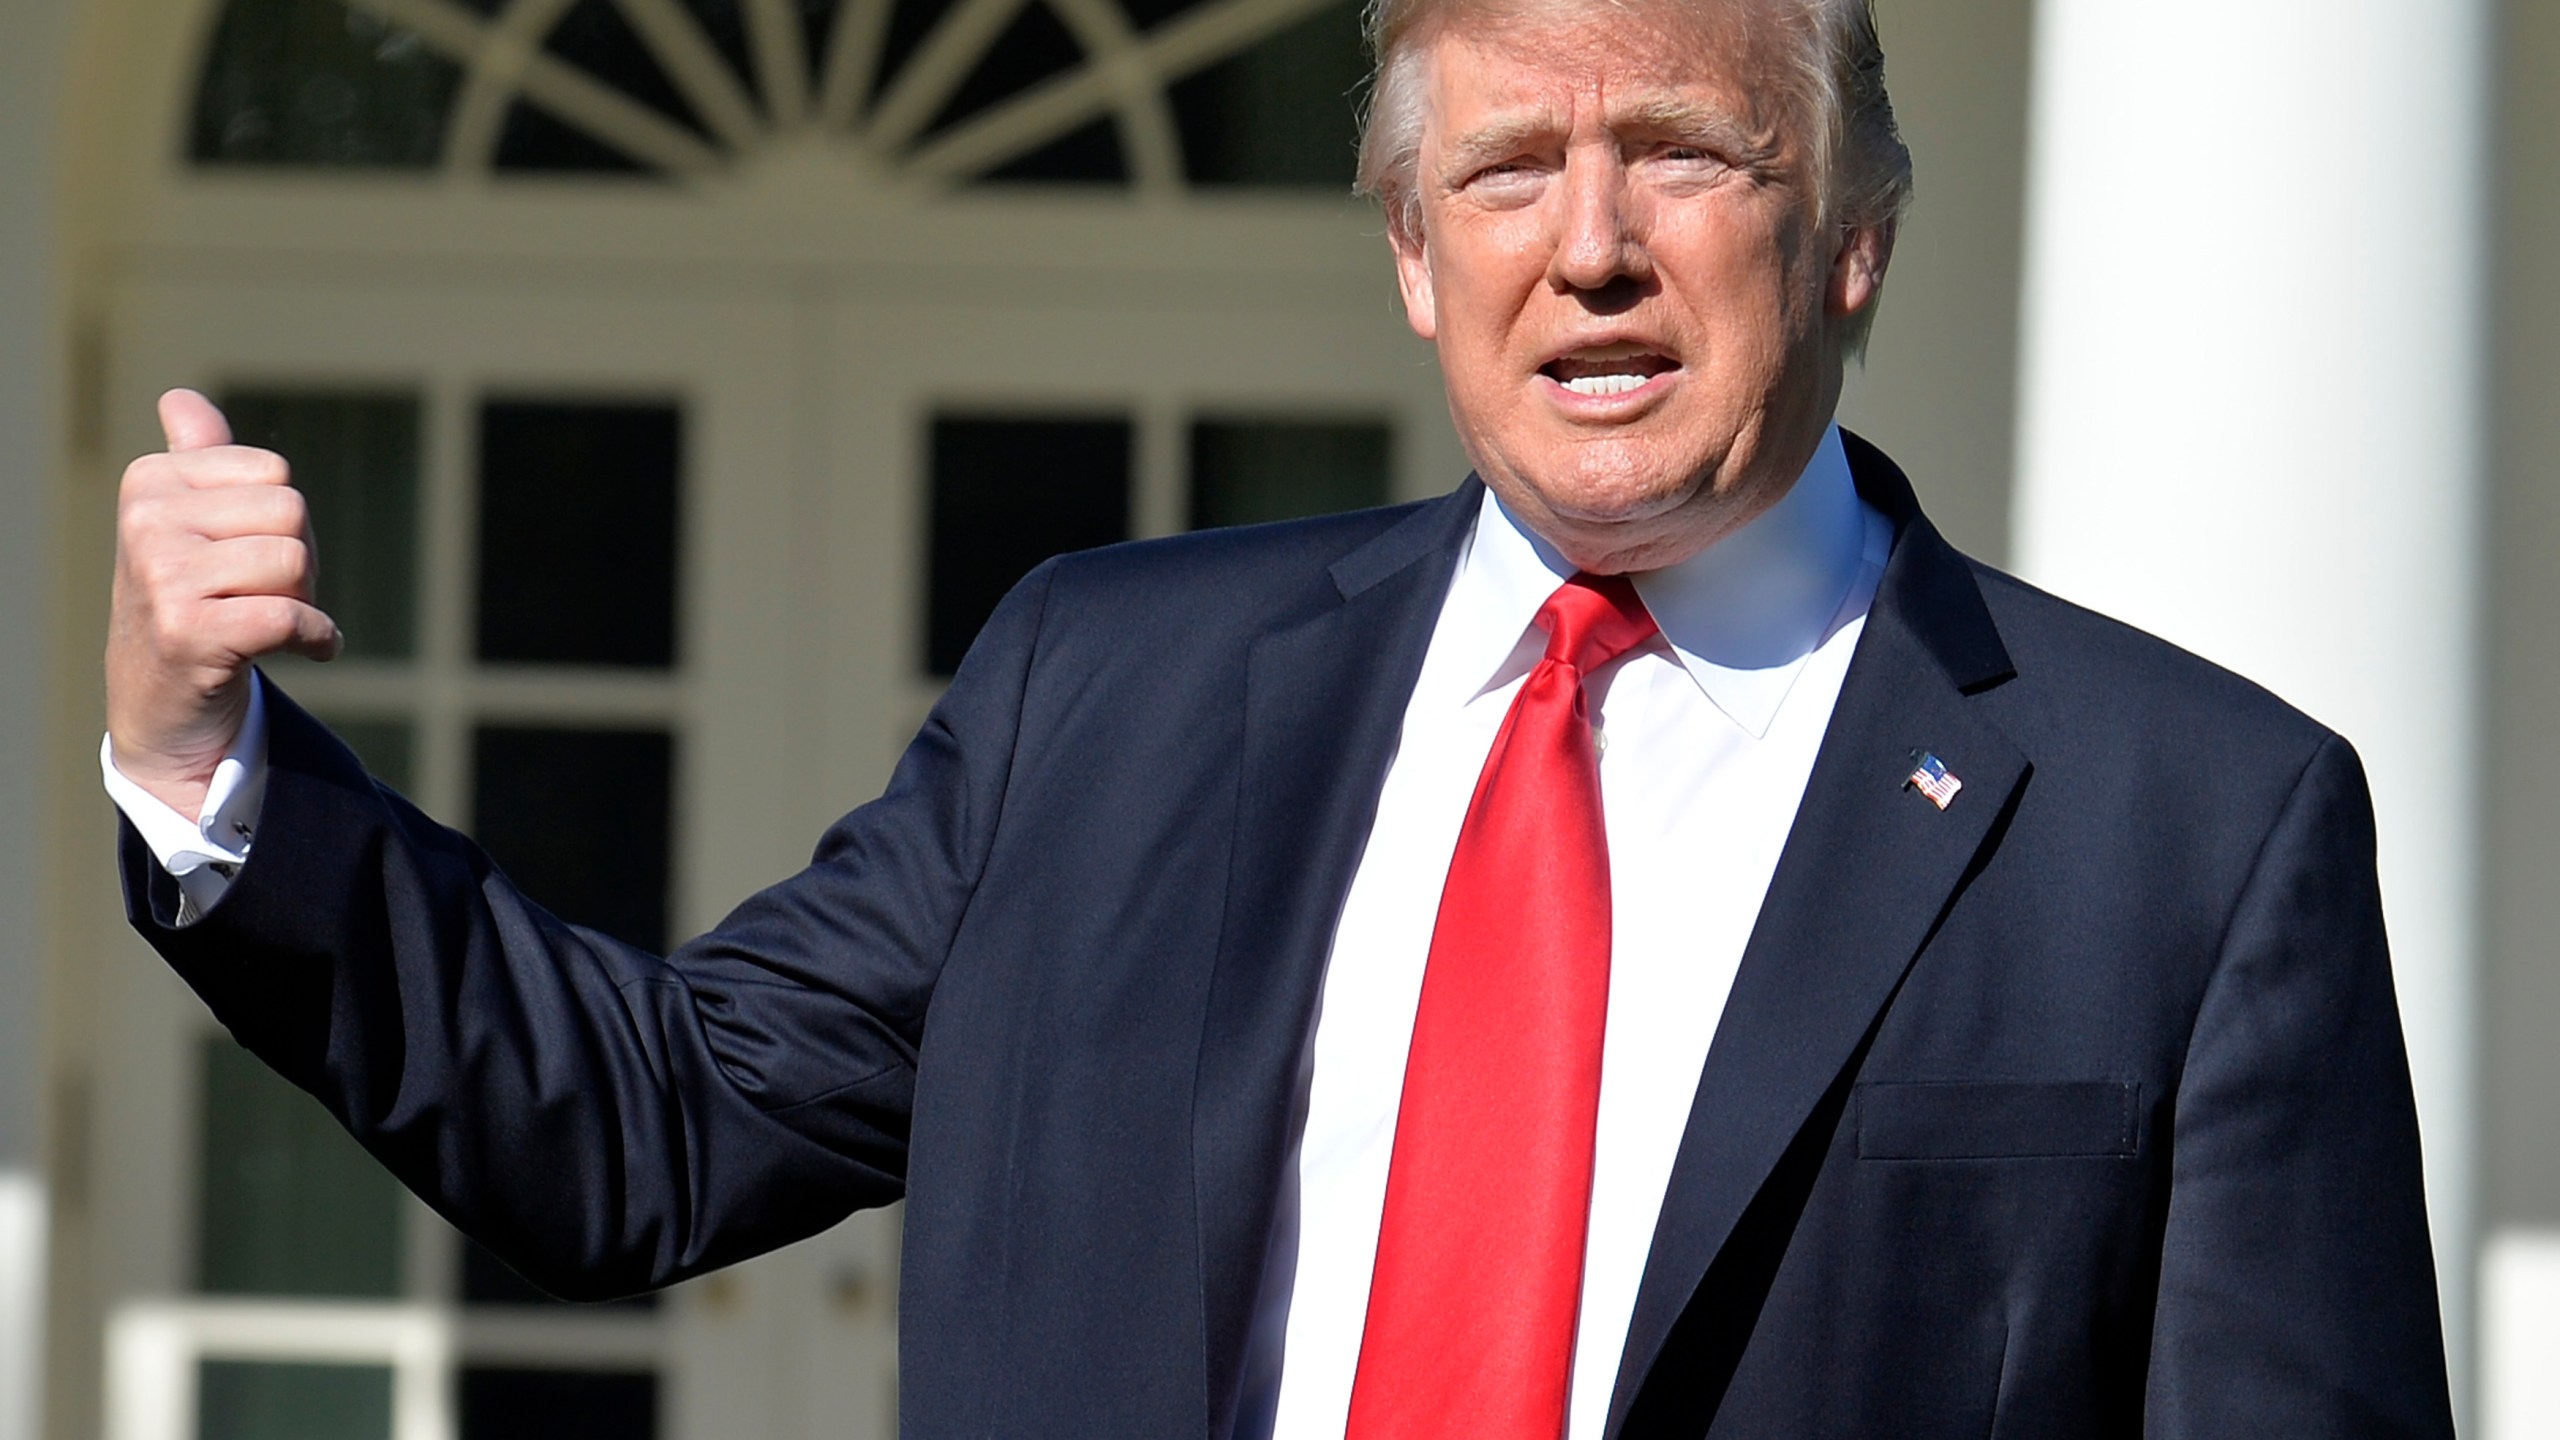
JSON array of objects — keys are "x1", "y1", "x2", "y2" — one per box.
[{"x1": 1354, "y1": 0, "x2": 1913, "y2": 250}]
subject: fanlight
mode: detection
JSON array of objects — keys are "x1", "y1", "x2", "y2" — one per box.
[{"x1": 190, "y1": 0, "x2": 1367, "y2": 192}]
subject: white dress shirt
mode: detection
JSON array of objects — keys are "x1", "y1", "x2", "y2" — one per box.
[
  {"x1": 1238, "y1": 427, "x2": 1887, "y2": 1440},
  {"x1": 108, "y1": 426, "x2": 1888, "y2": 1440},
  {"x1": 100, "y1": 675, "x2": 270, "y2": 922}
]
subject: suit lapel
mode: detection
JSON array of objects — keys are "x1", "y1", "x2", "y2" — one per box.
[
  {"x1": 1604, "y1": 440, "x2": 2029, "y2": 1437},
  {"x1": 1192, "y1": 483, "x2": 1482, "y2": 1439}
]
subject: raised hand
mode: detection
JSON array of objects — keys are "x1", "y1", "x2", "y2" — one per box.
[{"x1": 105, "y1": 389, "x2": 342, "y2": 819}]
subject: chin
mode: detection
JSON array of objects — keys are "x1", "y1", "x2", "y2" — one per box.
[{"x1": 1512, "y1": 455, "x2": 1709, "y2": 528}]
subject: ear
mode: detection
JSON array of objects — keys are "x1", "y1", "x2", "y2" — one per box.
[
  {"x1": 1826, "y1": 220, "x2": 1894, "y2": 320},
  {"x1": 1390, "y1": 209, "x2": 1439, "y2": 341}
]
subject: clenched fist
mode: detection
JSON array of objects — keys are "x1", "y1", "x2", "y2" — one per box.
[{"x1": 106, "y1": 389, "x2": 343, "y2": 819}]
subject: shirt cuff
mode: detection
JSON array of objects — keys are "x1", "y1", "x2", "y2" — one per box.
[{"x1": 100, "y1": 674, "x2": 271, "y2": 921}]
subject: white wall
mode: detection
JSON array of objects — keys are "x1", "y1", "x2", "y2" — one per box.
[
  {"x1": 2013, "y1": 0, "x2": 2491, "y2": 1407},
  {"x1": 0, "y1": 0, "x2": 70, "y2": 1430},
  {"x1": 1837, "y1": 0, "x2": 2035, "y2": 564},
  {"x1": 2480, "y1": 0, "x2": 2560, "y2": 1430}
]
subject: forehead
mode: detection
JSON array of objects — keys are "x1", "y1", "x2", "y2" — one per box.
[{"x1": 1415, "y1": 0, "x2": 1794, "y2": 128}]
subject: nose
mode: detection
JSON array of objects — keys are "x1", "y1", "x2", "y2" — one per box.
[{"x1": 1548, "y1": 149, "x2": 1649, "y2": 299}]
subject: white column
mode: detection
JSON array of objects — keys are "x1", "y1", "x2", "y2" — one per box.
[
  {"x1": 2012, "y1": 0, "x2": 2489, "y2": 1407},
  {"x1": 2484, "y1": 1231, "x2": 2560, "y2": 1440},
  {"x1": 0, "y1": 1179, "x2": 42, "y2": 1440}
]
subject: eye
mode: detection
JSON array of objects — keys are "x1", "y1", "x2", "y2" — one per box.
[
  {"x1": 1645, "y1": 141, "x2": 1736, "y2": 188},
  {"x1": 1460, "y1": 157, "x2": 1549, "y2": 200}
]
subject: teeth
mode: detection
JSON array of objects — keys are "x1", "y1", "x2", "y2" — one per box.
[{"x1": 1562, "y1": 373, "x2": 1649, "y2": 396}]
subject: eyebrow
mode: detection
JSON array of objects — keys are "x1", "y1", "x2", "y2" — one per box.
[
  {"x1": 1612, "y1": 96, "x2": 1783, "y2": 166},
  {"x1": 1439, "y1": 112, "x2": 1568, "y2": 179},
  {"x1": 1438, "y1": 97, "x2": 1784, "y2": 181}
]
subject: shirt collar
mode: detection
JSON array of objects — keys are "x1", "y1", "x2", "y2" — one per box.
[{"x1": 1442, "y1": 425, "x2": 1882, "y2": 737}]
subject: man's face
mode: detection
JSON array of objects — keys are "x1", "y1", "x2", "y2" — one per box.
[{"x1": 1391, "y1": 0, "x2": 1886, "y2": 573}]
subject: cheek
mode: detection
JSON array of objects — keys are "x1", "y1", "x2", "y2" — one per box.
[
  {"x1": 1685, "y1": 233, "x2": 1822, "y2": 366},
  {"x1": 1426, "y1": 220, "x2": 1549, "y2": 343}
]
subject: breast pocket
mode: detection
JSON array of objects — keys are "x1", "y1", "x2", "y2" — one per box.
[{"x1": 1855, "y1": 1080, "x2": 2140, "y2": 1160}]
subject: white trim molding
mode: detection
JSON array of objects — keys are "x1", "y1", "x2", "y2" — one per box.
[{"x1": 104, "y1": 1299, "x2": 455, "y2": 1440}]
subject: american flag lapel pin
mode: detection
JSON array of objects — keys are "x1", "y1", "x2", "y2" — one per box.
[{"x1": 1904, "y1": 751, "x2": 1962, "y2": 811}]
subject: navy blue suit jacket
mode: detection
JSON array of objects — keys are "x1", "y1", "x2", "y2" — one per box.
[{"x1": 127, "y1": 436, "x2": 2454, "y2": 1437}]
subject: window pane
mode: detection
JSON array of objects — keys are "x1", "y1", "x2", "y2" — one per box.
[
  {"x1": 197, "y1": 1037, "x2": 403, "y2": 1299},
  {"x1": 476, "y1": 400, "x2": 682, "y2": 668},
  {"x1": 460, "y1": 1367, "x2": 657, "y2": 1440},
  {"x1": 923, "y1": 3, "x2": 1081, "y2": 141},
  {"x1": 470, "y1": 726, "x2": 674, "y2": 952},
  {"x1": 199, "y1": 1360, "x2": 392, "y2": 1440},
  {"x1": 1168, "y1": 0, "x2": 1365, "y2": 188},
  {"x1": 1189, "y1": 417, "x2": 1391, "y2": 529},
  {"x1": 493, "y1": 102, "x2": 662, "y2": 176},
  {"x1": 321, "y1": 717, "x2": 417, "y2": 795},
  {"x1": 679, "y1": 0, "x2": 761, "y2": 91},
  {"x1": 980, "y1": 116, "x2": 1131, "y2": 184},
  {"x1": 538, "y1": 0, "x2": 709, "y2": 141},
  {"x1": 486, "y1": 0, "x2": 708, "y2": 176},
  {"x1": 190, "y1": 0, "x2": 458, "y2": 167},
  {"x1": 221, "y1": 390, "x2": 421, "y2": 662},
  {"x1": 927, "y1": 415, "x2": 1131, "y2": 675},
  {"x1": 872, "y1": 0, "x2": 955, "y2": 108}
]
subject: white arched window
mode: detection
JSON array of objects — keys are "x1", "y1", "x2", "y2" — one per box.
[{"x1": 185, "y1": 0, "x2": 1371, "y2": 189}]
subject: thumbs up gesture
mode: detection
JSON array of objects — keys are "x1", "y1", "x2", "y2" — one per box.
[{"x1": 105, "y1": 389, "x2": 343, "y2": 818}]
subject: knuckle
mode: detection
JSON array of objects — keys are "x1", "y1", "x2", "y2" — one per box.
[
  {"x1": 277, "y1": 538, "x2": 315, "y2": 589},
  {"x1": 118, "y1": 493, "x2": 164, "y2": 541},
  {"x1": 145, "y1": 606, "x2": 196, "y2": 659},
  {"x1": 124, "y1": 484, "x2": 194, "y2": 535},
  {"x1": 139, "y1": 549, "x2": 195, "y2": 600},
  {"x1": 249, "y1": 595, "x2": 305, "y2": 645}
]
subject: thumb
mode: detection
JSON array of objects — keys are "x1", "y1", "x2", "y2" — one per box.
[{"x1": 158, "y1": 388, "x2": 233, "y2": 453}]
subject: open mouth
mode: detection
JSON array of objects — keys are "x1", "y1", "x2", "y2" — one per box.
[{"x1": 1540, "y1": 348, "x2": 1679, "y2": 397}]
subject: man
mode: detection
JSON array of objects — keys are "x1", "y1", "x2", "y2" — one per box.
[{"x1": 103, "y1": 0, "x2": 2454, "y2": 1433}]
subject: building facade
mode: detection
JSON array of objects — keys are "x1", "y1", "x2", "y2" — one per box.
[{"x1": 0, "y1": 0, "x2": 2550, "y2": 1435}]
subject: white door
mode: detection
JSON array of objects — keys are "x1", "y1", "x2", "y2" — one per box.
[{"x1": 93, "y1": 274, "x2": 891, "y2": 1440}]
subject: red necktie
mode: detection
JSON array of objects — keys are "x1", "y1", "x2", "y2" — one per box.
[{"x1": 1345, "y1": 573, "x2": 1660, "y2": 1440}]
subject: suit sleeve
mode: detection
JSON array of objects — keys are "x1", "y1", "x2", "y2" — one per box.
[
  {"x1": 2144, "y1": 734, "x2": 2455, "y2": 1436},
  {"x1": 121, "y1": 562, "x2": 1060, "y2": 1302}
]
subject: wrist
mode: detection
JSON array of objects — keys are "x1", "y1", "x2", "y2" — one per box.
[{"x1": 102, "y1": 737, "x2": 217, "y2": 821}]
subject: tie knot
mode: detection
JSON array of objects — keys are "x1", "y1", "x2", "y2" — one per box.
[{"x1": 1536, "y1": 573, "x2": 1658, "y2": 674}]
